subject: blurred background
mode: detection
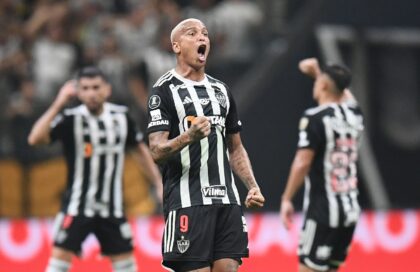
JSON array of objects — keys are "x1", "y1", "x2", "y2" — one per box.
[{"x1": 0, "y1": 0, "x2": 419, "y2": 271}]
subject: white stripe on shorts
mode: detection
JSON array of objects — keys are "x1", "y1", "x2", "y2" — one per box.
[{"x1": 164, "y1": 211, "x2": 176, "y2": 253}]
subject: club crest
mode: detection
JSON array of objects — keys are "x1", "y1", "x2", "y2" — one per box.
[
  {"x1": 177, "y1": 236, "x2": 190, "y2": 254},
  {"x1": 215, "y1": 92, "x2": 227, "y2": 108}
]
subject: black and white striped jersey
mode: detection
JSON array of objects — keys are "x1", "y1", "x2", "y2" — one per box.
[
  {"x1": 50, "y1": 103, "x2": 143, "y2": 218},
  {"x1": 297, "y1": 100, "x2": 364, "y2": 227},
  {"x1": 146, "y1": 69, "x2": 242, "y2": 214}
]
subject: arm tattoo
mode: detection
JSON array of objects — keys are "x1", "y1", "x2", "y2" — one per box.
[
  {"x1": 227, "y1": 135, "x2": 259, "y2": 190},
  {"x1": 149, "y1": 131, "x2": 192, "y2": 164}
]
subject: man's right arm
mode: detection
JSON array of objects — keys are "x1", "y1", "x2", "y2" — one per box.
[
  {"x1": 148, "y1": 116, "x2": 211, "y2": 164},
  {"x1": 28, "y1": 81, "x2": 76, "y2": 146},
  {"x1": 299, "y1": 57, "x2": 322, "y2": 78}
]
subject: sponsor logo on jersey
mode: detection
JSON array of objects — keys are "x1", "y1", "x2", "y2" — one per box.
[
  {"x1": 148, "y1": 120, "x2": 169, "y2": 128},
  {"x1": 330, "y1": 116, "x2": 363, "y2": 134},
  {"x1": 215, "y1": 92, "x2": 227, "y2": 108},
  {"x1": 177, "y1": 236, "x2": 190, "y2": 253},
  {"x1": 199, "y1": 98, "x2": 210, "y2": 105},
  {"x1": 182, "y1": 115, "x2": 226, "y2": 130},
  {"x1": 84, "y1": 143, "x2": 93, "y2": 158},
  {"x1": 182, "y1": 96, "x2": 193, "y2": 105},
  {"x1": 150, "y1": 109, "x2": 162, "y2": 121},
  {"x1": 148, "y1": 95, "x2": 161, "y2": 109},
  {"x1": 208, "y1": 116, "x2": 226, "y2": 127},
  {"x1": 201, "y1": 185, "x2": 227, "y2": 198},
  {"x1": 182, "y1": 96, "x2": 210, "y2": 106},
  {"x1": 183, "y1": 116, "x2": 195, "y2": 129}
]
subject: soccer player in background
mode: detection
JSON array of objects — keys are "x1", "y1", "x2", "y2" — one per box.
[
  {"x1": 146, "y1": 18, "x2": 265, "y2": 272},
  {"x1": 280, "y1": 58, "x2": 364, "y2": 272},
  {"x1": 28, "y1": 67, "x2": 162, "y2": 272}
]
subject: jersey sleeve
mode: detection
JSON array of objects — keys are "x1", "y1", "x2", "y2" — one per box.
[
  {"x1": 225, "y1": 90, "x2": 242, "y2": 134},
  {"x1": 146, "y1": 84, "x2": 172, "y2": 135},
  {"x1": 126, "y1": 113, "x2": 144, "y2": 147},
  {"x1": 297, "y1": 113, "x2": 324, "y2": 150},
  {"x1": 50, "y1": 113, "x2": 72, "y2": 142}
]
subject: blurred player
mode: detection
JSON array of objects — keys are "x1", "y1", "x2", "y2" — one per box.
[
  {"x1": 147, "y1": 18, "x2": 265, "y2": 272},
  {"x1": 28, "y1": 67, "x2": 162, "y2": 272},
  {"x1": 280, "y1": 58, "x2": 364, "y2": 272}
]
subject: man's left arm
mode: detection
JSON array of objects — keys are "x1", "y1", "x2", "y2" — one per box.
[
  {"x1": 280, "y1": 149, "x2": 314, "y2": 229},
  {"x1": 126, "y1": 113, "x2": 163, "y2": 203},
  {"x1": 135, "y1": 142, "x2": 163, "y2": 204},
  {"x1": 226, "y1": 133, "x2": 265, "y2": 208}
]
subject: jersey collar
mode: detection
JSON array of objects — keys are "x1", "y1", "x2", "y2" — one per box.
[{"x1": 171, "y1": 69, "x2": 209, "y2": 86}]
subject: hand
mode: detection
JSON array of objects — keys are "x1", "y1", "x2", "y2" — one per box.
[
  {"x1": 280, "y1": 199, "x2": 294, "y2": 230},
  {"x1": 298, "y1": 58, "x2": 320, "y2": 78},
  {"x1": 187, "y1": 116, "x2": 211, "y2": 142},
  {"x1": 245, "y1": 187, "x2": 265, "y2": 208},
  {"x1": 54, "y1": 80, "x2": 77, "y2": 107}
]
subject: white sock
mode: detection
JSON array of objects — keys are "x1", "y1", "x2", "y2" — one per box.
[
  {"x1": 112, "y1": 257, "x2": 138, "y2": 272},
  {"x1": 45, "y1": 258, "x2": 71, "y2": 272}
]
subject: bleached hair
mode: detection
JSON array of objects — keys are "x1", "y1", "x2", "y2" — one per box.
[{"x1": 170, "y1": 18, "x2": 204, "y2": 43}]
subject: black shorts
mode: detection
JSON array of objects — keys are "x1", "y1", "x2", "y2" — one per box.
[
  {"x1": 51, "y1": 212, "x2": 134, "y2": 255},
  {"x1": 298, "y1": 218, "x2": 356, "y2": 271},
  {"x1": 162, "y1": 204, "x2": 248, "y2": 271}
]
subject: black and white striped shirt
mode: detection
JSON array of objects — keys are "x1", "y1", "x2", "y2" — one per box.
[
  {"x1": 147, "y1": 69, "x2": 242, "y2": 214},
  {"x1": 297, "y1": 100, "x2": 364, "y2": 227},
  {"x1": 50, "y1": 103, "x2": 143, "y2": 218}
]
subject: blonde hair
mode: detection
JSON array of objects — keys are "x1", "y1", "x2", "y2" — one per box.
[{"x1": 170, "y1": 18, "x2": 204, "y2": 43}]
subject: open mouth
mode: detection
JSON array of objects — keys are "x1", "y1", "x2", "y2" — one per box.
[{"x1": 197, "y1": 44, "x2": 206, "y2": 61}]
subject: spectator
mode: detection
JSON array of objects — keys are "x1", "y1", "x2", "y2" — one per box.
[
  {"x1": 212, "y1": 0, "x2": 263, "y2": 65},
  {"x1": 128, "y1": 21, "x2": 177, "y2": 112},
  {"x1": 98, "y1": 35, "x2": 131, "y2": 105},
  {"x1": 181, "y1": 0, "x2": 263, "y2": 84},
  {"x1": 113, "y1": 1, "x2": 159, "y2": 63},
  {"x1": 6, "y1": 78, "x2": 46, "y2": 164}
]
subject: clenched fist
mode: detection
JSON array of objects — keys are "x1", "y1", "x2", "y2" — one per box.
[
  {"x1": 245, "y1": 187, "x2": 265, "y2": 208},
  {"x1": 187, "y1": 116, "x2": 211, "y2": 142}
]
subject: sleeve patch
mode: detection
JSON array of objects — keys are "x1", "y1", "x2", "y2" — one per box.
[
  {"x1": 150, "y1": 109, "x2": 162, "y2": 121},
  {"x1": 148, "y1": 95, "x2": 161, "y2": 109},
  {"x1": 299, "y1": 117, "x2": 309, "y2": 130},
  {"x1": 298, "y1": 131, "x2": 310, "y2": 147}
]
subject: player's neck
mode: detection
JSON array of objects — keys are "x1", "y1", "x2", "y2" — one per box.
[
  {"x1": 175, "y1": 64, "x2": 205, "y2": 82},
  {"x1": 87, "y1": 105, "x2": 104, "y2": 116},
  {"x1": 318, "y1": 93, "x2": 341, "y2": 105}
]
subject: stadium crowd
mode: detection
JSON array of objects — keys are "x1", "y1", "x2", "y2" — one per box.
[{"x1": 0, "y1": 0, "x2": 264, "y2": 164}]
